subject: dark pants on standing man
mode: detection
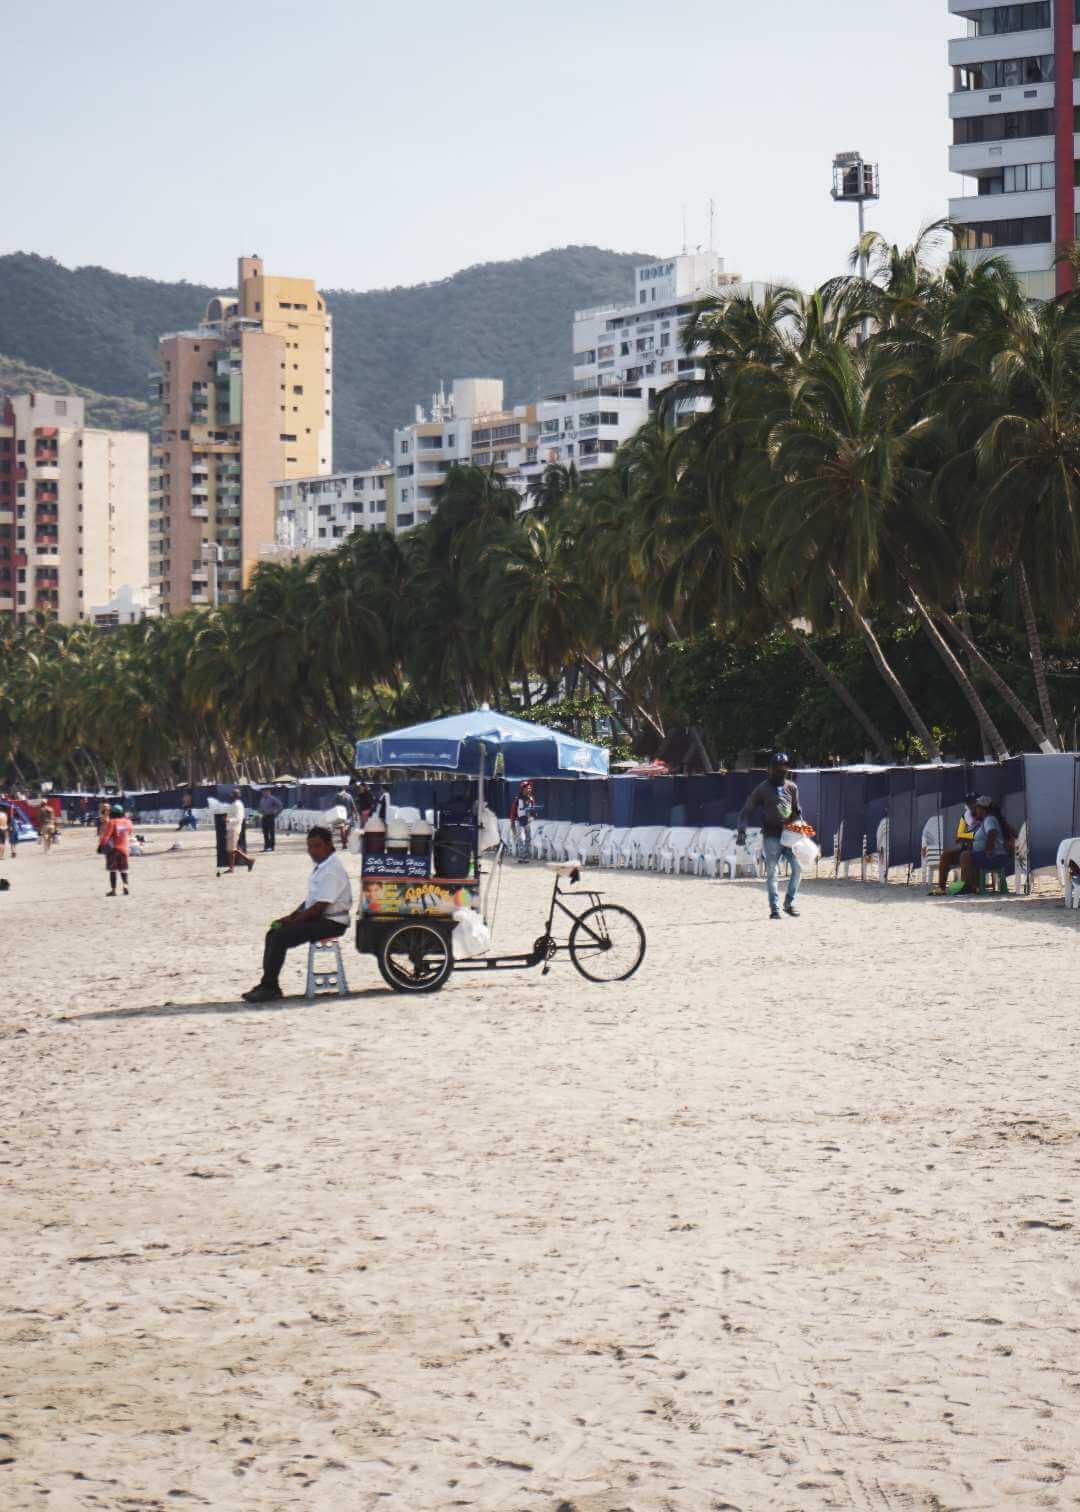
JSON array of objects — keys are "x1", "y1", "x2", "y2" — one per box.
[
  {"x1": 261, "y1": 814, "x2": 276, "y2": 851},
  {"x1": 260, "y1": 917, "x2": 346, "y2": 992}
]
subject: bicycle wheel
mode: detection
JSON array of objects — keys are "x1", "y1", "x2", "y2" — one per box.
[
  {"x1": 377, "y1": 921, "x2": 453, "y2": 993},
  {"x1": 568, "y1": 904, "x2": 645, "y2": 983}
]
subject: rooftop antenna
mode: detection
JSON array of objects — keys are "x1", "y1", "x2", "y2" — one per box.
[
  {"x1": 681, "y1": 203, "x2": 687, "y2": 256},
  {"x1": 708, "y1": 197, "x2": 716, "y2": 254}
]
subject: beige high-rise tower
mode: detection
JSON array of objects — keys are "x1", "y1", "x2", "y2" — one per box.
[{"x1": 150, "y1": 255, "x2": 332, "y2": 613}]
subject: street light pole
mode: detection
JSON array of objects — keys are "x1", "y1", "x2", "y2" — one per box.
[{"x1": 832, "y1": 150, "x2": 880, "y2": 345}]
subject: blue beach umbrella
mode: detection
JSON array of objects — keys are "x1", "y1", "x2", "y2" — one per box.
[{"x1": 354, "y1": 707, "x2": 608, "y2": 778}]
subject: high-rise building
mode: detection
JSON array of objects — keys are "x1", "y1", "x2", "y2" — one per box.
[
  {"x1": 150, "y1": 255, "x2": 332, "y2": 612},
  {"x1": 571, "y1": 253, "x2": 760, "y2": 413},
  {"x1": 392, "y1": 380, "x2": 538, "y2": 530},
  {"x1": 948, "y1": 0, "x2": 1074, "y2": 299},
  {"x1": 0, "y1": 393, "x2": 149, "y2": 623},
  {"x1": 270, "y1": 464, "x2": 395, "y2": 557}
]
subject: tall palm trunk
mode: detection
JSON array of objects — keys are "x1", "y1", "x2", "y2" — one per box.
[
  {"x1": 955, "y1": 589, "x2": 994, "y2": 759},
  {"x1": 906, "y1": 585, "x2": 1010, "y2": 760},
  {"x1": 788, "y1": 626, "x2": 893, "y2": 763},
  {"x1": 937, "y1": 612, "x2": 1056, "y2": 754},
  {"x1": 579, "y1": 653, "x2": 665, "y2": 740},
  {"x1": 1017, "y1": 562, "x2": 1061, "y2": 749},
  {"x1": 828, "y1": 569, "x2": 942, "y2": 761}
]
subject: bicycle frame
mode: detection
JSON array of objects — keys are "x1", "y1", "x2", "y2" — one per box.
[{"x1": 453, "y1": 866, "x2": 606, "y2": 974}]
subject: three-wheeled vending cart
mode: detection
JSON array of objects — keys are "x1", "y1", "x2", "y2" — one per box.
[{"x1": 352, "y1": 709, "x2": 645, "y2": 994}]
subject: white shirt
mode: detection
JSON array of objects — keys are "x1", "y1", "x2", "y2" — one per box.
[
  {"x1": 305, "y1": 852, "x2": 352, "y2": 925},
  {"x1": 226, "y1": 798, "x2": 245, "y2": 829}
]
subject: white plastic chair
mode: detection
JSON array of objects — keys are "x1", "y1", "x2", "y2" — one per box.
[
  {"x1": 527, "y1": 819, "x2": 551, "y2": 857},
  {"x1": 627, "y1": 826, "x2": 671, "y2": 871},
  {"x1": 1057, "y1": 837, "x2": 1074, "y2": 894},
  {"x1": 1062, "y1": 837, "x2": 1080, "y2": 908},
  {"x1": 558, "y1": 823, "x2": 595, "y2": 862},
  {"x1": 581, "y1": 824, "x2": 612, "y2": 864},
  {"x1": 540, "y1": 821, "x2": 573, "y2": 861},
  {"x1": 920, "y1": 815, "x2": 945, "y2": 888},
  {"x1": 688, "y1": 826, "x2": 734, "y2": 878},
  {"x1": 655, "y1": 827, "x2": 702, "y2": 875},
  {"x1": 598, "y1": 827, "x2": 633, "y2": 868},
  {"x1": 564, "y1": 824, "x2": 611, "y2": 865},
  {"x1": 1013, "y1": 820, "x2": 1031, "y2": 896},
  {"x1": 873, "y1": 817, "x2": 890, "y2": 884}
]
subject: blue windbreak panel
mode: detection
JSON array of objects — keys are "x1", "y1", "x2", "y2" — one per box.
[
  {"x1": 838, "y1": 771, "x2": 868, "y2": 862},
  {"x1": 816, "y1": 770, "x2": 845, "y2": 859},
  {"x1": 887, "y1": 769, "x2": 916, "y2": 868}
]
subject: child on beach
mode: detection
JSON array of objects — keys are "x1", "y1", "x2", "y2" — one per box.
[{"x1": 99, "y1": 803, "x2": 133, "y2": 896}]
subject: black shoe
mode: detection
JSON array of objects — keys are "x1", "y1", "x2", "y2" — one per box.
[
  {"x1": 769, "y1": 907, "x2": 781, "y2": 920},
  {"x1": 241, "y1": 984, "x2": 282, "y2": 1003},
  {"x1": 784, "y1": 903, "x2": 800, "y2": 917}
]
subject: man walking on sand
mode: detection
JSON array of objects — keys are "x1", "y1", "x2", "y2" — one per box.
[
  {"x1": 224, "y1": 788, "x2": 254, "y2": 875},
  {"x1": 242, "y1": 826, "x2": 351, "y2": 1002},
  {"x1": 258, "y1": 787, "x2": 283, "y2": 852},
  {"x1": 737, "y1": 752, "x2": 804, "y2": 921}
]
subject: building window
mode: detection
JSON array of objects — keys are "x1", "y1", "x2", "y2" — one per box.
[
  {"x1": 967, "y1": 2, "x2": 1050, "y2": 35},
  {"x1": 955, "y1": 215, "x2": 1052, "y2": 249},
  {"x1": 955, "y1": 55, "x2": 1054, "y2": 92},
  {"x1": 953, "y1": 109, "x2": 1053, "y2": 145}
]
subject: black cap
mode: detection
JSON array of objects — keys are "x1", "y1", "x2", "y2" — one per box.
[{"x1": 769, "y1": 751, "x2": 790, "y2": 766}]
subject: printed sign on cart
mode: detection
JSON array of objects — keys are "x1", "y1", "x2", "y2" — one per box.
[
  {"x1": 362, "y1": 879, "x2": 479, "y2": 916},
  {"x1": 361, "y1": 852, "x2": 430, "y2": 878}
]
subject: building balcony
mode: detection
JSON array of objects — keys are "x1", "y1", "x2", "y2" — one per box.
[
  {"x1": 948, "y1": 28, "x2": 1052, "y2": 69},
  {"x1": 192, "y1": 504, "x2": 208, "y2": 519}
]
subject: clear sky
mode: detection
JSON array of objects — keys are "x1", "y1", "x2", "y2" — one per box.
[{"x1": 2, "y1": 0, "x2": 954, "y2": 295}]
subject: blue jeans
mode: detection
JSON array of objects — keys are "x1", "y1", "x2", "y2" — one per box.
[{"x1": 763, "y1": 835, "x2": 801, "y2": 912}]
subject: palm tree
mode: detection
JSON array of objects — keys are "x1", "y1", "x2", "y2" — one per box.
[{"x1": 962, "y1": 297, "x2": 1080, "y2": 749}]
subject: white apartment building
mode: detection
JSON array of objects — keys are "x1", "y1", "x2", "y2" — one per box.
[
  {"x1": 393, "y1": 379, "x2": 536, "y2": 531},
  {"x1": 272, "y1": 464, "x2": 394, "y2": 555},
  {"x1": 572, "y1": 253, "x2": 762, "y2": 415},
  {"x1": 518, "y1": 389, "x2": 649, "y2": 487},
  {"x1": 948, "y1": 0, "x2": 1072, "y2": 300},
  {"x1": 0, "y1": 392, "x2": 149, "y2": 623}
]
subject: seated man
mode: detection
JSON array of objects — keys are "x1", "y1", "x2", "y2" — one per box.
[
  {"x1": 242, "y1": 826, "x2": 351, "y2": 1002},
  {"x1": 957, "y1": 796, "x2": 1005, "y2": 895},
  {"x1": 933, "y1": 792, "x2": 978, "y2": 894}
]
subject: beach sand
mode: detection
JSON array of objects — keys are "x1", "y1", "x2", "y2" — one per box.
[{"x1": 2, "y1": 825, "x2": 1080, "y2": 1510}]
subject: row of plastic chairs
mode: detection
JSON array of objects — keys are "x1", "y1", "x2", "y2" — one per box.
[{"x1": 499, "y1": 818, "x2": 765, "y2": 879}]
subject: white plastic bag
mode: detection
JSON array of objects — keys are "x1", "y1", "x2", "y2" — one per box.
[
  {"x1": 478, "y1": 803, "x2": 501, "y2": 854},
  {"x1": 452, "y1": 907, "x2": 491, "y2": 959},
  {"x1": 789, "y1": 835, "x2": 820, "y2": 869}
]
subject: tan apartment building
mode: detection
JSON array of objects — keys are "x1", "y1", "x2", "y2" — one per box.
[
  {"x1": 150, "y1": 254, "x2": 331, "y2": 612},
  {"x1": 0, "y1": 393, "x2": 149, "y2": 623}
]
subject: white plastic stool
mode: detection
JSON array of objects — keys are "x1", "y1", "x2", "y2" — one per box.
[{"x1": 306, "y1": 937, "x2": 348, "y2": 999}]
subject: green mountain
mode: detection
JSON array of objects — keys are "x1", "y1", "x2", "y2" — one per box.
[
  {"x1": 0, "y1": 247, "x2": 653, "y2": 468},
  {"x1": 0, "y1": 353, "x2": 152, "y2": 432}
]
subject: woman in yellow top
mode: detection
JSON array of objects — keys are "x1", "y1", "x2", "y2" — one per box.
[{"x1": 933, "y1": 795, "x2": 978, "y2": 894}]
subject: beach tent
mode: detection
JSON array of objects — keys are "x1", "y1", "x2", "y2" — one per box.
[{"x1": 354, "y1": 708, "x2": 609, "y2": 778}]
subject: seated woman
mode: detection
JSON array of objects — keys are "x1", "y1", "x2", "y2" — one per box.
[
  {"x1": 957, "y1": 796, "x2": 1007, "y2": 895},
  {"x1": 933, "y1": 793, "x2": 978, "y2": 893}
]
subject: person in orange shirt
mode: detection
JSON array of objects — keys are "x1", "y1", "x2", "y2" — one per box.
[{"x1": 99, "y1": 802, "x2": 134, "y2": 897}]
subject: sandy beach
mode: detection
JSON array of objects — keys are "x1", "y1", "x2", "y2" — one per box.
[{"x1": 3, "y1": 824, "x2": 1080, "y2": 1510}]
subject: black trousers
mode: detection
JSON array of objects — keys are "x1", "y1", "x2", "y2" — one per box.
[
  {"x1": 261, "y1": 917, "x2": 346, "y2": 990},
  {"x1": 261, "y1": 814, "x2": 276, "y2": 850}
]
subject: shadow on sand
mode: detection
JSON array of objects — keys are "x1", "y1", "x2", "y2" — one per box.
[{"x1": 65, "y1": 988, "x2": 393, "y2": 1024}]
